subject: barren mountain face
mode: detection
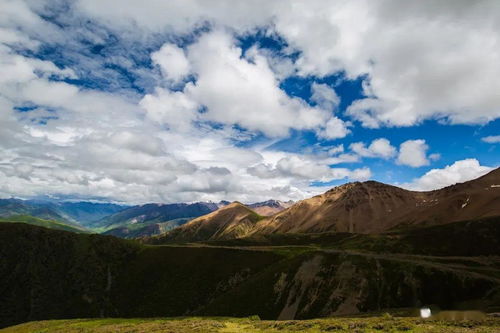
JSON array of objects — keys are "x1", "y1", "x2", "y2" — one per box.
[
  {"x1": 251, "y1": 168, "x2": 500, "y2": 235},
  {"x1": 151, "y1": 202, "x2": 263, "y2": 243},
  {"x1": 149, "y1": 168, "x2": 500, "y2": 243}
]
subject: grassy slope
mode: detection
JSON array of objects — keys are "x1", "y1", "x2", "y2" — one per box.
[
  {"x1": 0, "y1": 223, "x2": 282, "y2": 328},
  {"x1": 1, "y1": 218, "x2": 500, "y2": 328},
  {"x1": 2, "y1": 316, "x2": 500, "y2": 333},
  {"x1": 204, "y1": 216, "x2": 500, "y2": 256},
  {"x1": 0, "y1": 215, "x2": 88, "y2": 233}
]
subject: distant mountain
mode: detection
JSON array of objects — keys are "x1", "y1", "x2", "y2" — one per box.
[
  {"x1": 0, "y1": 215, "x2": 88, "y2": 233},
  {"x1": 0, "y1": 198, "x2": 68, "y2": 222},
  {"x1": 52, "y1": 201, "x2": 127, "y2": 226},
  {"x1": 102, "y1": 218, "x2": 191, "y2": 238},
  {"x1": 95, "y1": 202, "x2": 220, "y2": 230},
  {"x1": 247, "y1": 199, "x2": 294, "y2": 216},
  {"x1": 150, "y1": 202, "x2": 263, "y2": 243},
  {"x1": 0, "y1": 198, "x2": 127, "y2": 227},
  {"x1": 100, "y1": 200, "x2": 292, "y2": 238},
  {"x1": 147, "y1": 168, "x2": 500, "y2": 243},
  {"x1": 251, "y1": 167, "x2": 500, "y2": 235}
]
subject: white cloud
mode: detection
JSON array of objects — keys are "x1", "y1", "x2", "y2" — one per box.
[
  {"x1": 184, "y1": 30, "x2": 332, "y2": 137},
  {"x1": 0, "y1": 0, "x2": 497, "y2": 205},
  {"x1": 311, "y1": 82, "x2": 340, "y2": 111},
  {"x1": 141, "y1": 30, "x2": 350, "y2": 139},
  {"x1": 482, "y1": 135, "x2": 500, "y2": 143},
  {"x1": 271, "y1": 1, "x2": 500, "y2": 127},
  {"x1": 151, "y1": 43, "x2": 190, "y2": 84},
  {"x1": 0, "y1": 35, "x2": 364, "y2": 204},
  {"x1": 318, "y1": 117, "x2": 350, "y2": 140},
  {"x1": 72, "y1": 1, "x2": 500, "y2": 127},
  {"x1": 140, "y1": 87, "x2": 199, "y2": 132},
  {"x1": 350, "y1": 138, "x2": 396, "y2": 159},
  {"x1": 328, "y1": 144, "x2": 344, "y2": 155},
  {"x1": 397, "y1": 139, "x2": 430, "y2": 167},
  {"x1": 402, "y1": 159, "x2": 493, "y2": 191},
  {"x1": 429, "y1": 153, "x2": 441, "y2": 162},
  {"x1": 248, "y1": 154, "x2": 370, "y2": 183}
]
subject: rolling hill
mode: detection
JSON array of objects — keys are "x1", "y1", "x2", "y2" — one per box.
[
  {"x1": 1, "y1": 221, "x2": 499, "y2": 328},
  {"x1": 99, "y1": 200, "x2": 293, "y2": 238},
  {"x1": 150, "y1": 202, "x2": 264, "y2": 243},
  {"x1": 0, "y1": 215, "x2": 88, "y2": 233},
  {"x1": 0, "y1": 199, "x2": 68, "y2": 223}
]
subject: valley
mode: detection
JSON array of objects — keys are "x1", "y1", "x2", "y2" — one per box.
[{"x1": 1, "y1": 170, "x2": 499, "y2": 331}]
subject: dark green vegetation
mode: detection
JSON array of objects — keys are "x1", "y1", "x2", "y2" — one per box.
[
  {"x1": 0, "y1": 215, "x2": 88, "y2": 233},
  {"x1": 204, "y1": 216, "x2": 500, "y2": 257},
  {"x1": 2, "y1": 316, "x2": 500, "y2": 333},
  {"x1": 2, "y1": 218, "x2": 500, "y2": 329},
  {"x1": 0, "y1": 223, "x2": 280, "y2": 328}
]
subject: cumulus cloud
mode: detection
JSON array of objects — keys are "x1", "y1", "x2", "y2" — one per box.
[
  {"x1": 317, "y1": 117, "x2": 350, "y2": 140},
  {"x1": 73, "y1": 0, "x2": 500, "y2": 127},
  {"x1": 350, "y1": 138, "x2": 396, "y2": 159},
  {"x1": 397, "y1": 140, "x2": 430, "y2": 167},
  {"x1": 402, "y1": 159, "x2": 494, "y2": 191},
  {"x1": 248, "y1": 154, "x2": 371, "y2": 182},
  {"x1": 482, "y1": 135, "x2": 500, "y2": 143},
  {"x1": 140, "y1": 87, "x2": 199, "y2": 132},
  {"x1": 0, "y1": 0, "x2": 497, "y2": 204},
  {"x1": 311, "y1": 82, "x2": 340, "y2": 111},
  {"x1": 0, "y1": 29, "x2": 364, "y2": 204},
  {"x1": 151, "y1": 43, "x2": 191, "y2": 84},
  {"x1": 184, "y1": 30, "x2": 334, "y2": 137}
]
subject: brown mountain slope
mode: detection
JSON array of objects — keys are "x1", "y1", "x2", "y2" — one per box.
[
  {"x1": 250, "y1": 167, "x2": 500, "y2": 235},
  {"x1": 149, "y1": 202, "x2": 263, "y2": 243}
]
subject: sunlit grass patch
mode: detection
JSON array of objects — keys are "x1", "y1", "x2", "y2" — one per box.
[{"x1": 2, "y1": 316, "x2": 500, "y2": 333}]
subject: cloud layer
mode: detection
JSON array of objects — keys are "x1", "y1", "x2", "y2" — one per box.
[{"x1": 0, "y1": 0, "x2": 498, "y2": 203}]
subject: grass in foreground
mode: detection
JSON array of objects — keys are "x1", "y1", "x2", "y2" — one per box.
[{"x1": 2, "y1": 316, "x2": 500, "y2": 333}]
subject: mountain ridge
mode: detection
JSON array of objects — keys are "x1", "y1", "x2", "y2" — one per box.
[
  {"x1": 150, "y1": 202, "x2": 264, "y2": 243},
  {"x1": 146, "y1": 168, "x2": 500, "y2": 243}
]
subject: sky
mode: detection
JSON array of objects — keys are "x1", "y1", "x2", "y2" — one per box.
[{"x1": 0, "y1": 0, "x2": 499, "y2": 204}]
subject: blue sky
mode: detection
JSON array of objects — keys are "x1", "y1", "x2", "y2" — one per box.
[{"x1": 0, "y1": 0, "x2": 499, "y2": 204}]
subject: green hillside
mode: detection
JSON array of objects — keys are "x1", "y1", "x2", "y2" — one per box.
[
  {"x1": 203, "y1": 216, "x2": 500, "y2": 257},
  {"x1": 1, "y1": 220, "x2": 500, "y2": 329},
  {"x1": 0, "y1": 215, "x2": 89, "y2": 233}
]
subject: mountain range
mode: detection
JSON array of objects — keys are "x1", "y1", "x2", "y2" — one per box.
[
  {"x1": 0, "y1": 199, "x2": 126, "y2": 226},
  {"x1": 0, "y1": 198, "x2": 295, "y2": 238},
  {"x1": 150, "y1": 168, "x2": 500, "y2": 243},
  {"x1": 1, "y1": 168, "x2": 499, "y2": 328}
]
